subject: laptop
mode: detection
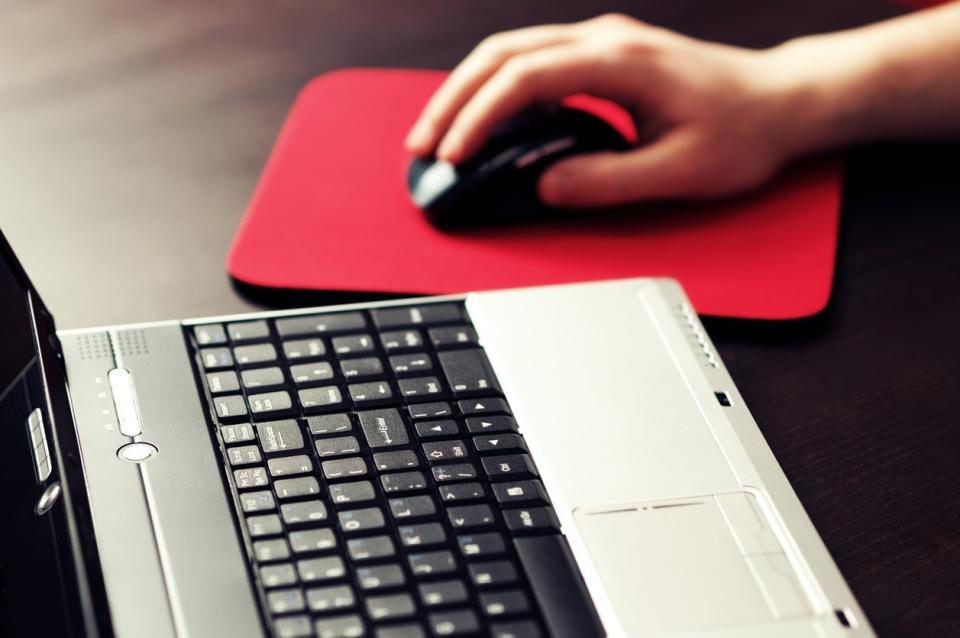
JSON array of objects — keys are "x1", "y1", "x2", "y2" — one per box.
[{"x1": 0, "y1": 228, "x2": 873, "y2": 638}]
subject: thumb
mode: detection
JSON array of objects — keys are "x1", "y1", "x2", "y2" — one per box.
[{"x1": 538, "y1": 134, "x2": 694, "y2": 208}]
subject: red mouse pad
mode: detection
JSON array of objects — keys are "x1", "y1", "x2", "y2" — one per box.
[{"x1": 229, "y1": 68, "x2": 842, "y2": 320}]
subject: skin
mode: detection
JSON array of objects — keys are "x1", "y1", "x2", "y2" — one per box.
[{"x1": 405, "y1": 5, "x2": 960, "y2": 208}]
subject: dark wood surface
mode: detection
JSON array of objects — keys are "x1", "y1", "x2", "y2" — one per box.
[{"x1": 2, "y1": 1, "x2": 958, "y2": 636}]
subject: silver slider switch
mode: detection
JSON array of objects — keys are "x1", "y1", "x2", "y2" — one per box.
[{"x1": 108, "y1": 368, "x2": 144, "y2": 437}]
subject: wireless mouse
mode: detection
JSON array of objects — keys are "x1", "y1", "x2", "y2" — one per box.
[{"x1": 407, "y1": 104, "x2": 631, "y2": 227}]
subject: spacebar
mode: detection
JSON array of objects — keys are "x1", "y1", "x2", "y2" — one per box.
[{"x1": 513, "y1": 535, "x2": 605, "y2": 638}]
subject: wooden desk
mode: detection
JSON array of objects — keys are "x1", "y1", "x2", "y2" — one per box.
[{"x1": 1, "y1": 1, "x2": 957, "y2": 635}]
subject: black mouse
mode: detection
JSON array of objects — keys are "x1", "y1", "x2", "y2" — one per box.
[{"x1": 407, "y1": 104, "x2": 631, "y2": 227}]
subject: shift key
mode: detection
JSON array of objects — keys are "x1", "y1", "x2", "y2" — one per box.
[{"x1": 438, "y1": 349, "x2": 502, "y2": 396}]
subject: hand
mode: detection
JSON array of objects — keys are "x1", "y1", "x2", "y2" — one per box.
[{"x1": 405, "y1": 14, "x2": 804, "y2": 208}]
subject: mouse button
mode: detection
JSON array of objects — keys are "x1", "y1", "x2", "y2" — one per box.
[{"x1": 408, "y1": 158, "x2": 459, "y2": 207}]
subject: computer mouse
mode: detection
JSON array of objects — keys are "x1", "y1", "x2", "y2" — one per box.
[{"x1": 407, "y1": 104, "x2": 631, "y2": 227}]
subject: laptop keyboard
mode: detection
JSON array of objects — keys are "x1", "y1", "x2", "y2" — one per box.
[{"x1": 186, "y1": 302, "x2": 578, "y2": 638}]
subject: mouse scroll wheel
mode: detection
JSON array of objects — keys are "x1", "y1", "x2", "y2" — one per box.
[{"x1": 513, "y1": 137, "x2": 577, "y2": 169}]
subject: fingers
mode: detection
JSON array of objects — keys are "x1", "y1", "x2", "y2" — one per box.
[{"x1": 405, "y1": 24, "x2": 575, "y2": 156}]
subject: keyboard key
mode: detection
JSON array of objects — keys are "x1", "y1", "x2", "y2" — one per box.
[
  {"x1": 431, "y1": 464, "x2": 477, "y2": 483},
  {"x1": 329, "y1": 481, "x2": 376, "y2": 505},
  {"x1": 389, "y1": 353, "x2": 433, "y2": 375},
  {"x1": 267, "y1": 587, "x2": 305, "y2": 614},
  {"x1": 254, "y1": 538, "x2": 291, "y2": 562},
  {"x1": 290, "y1": 361, "x2": 335, "y2": 385},
  {"x1": 358, "y1": 409, "x2": 409, "y2": 448},
  {"x1": 299, "y1": 386, "x2": 345, "y2": 412},
  {"x1": 241, "y1": 367, "x2": 285, "y2": 390},
  {"x1": 480, "y1": 590, "x2": 530, "y2": 617},
  {"x1": 280, "y1": 500, "x2": 328, "y2": 525},
  {"x1": 503, "y1": 507, "x2": 561, "y2": 534},
  {"x1": 214, "y1": 395, "x2": 248, "y2": 421},
  {"x1": 347, "y1": 535, "x2": 396, "y2": 561},
  {"x1": 349, "y1": 381, "x2": 394, "y2": 405},
  {"x1": 371, "y1": 304, "x2": 463, "y2": 328},
  {"x1": 388, "y1": 495, "x2": 436, "y2": 519},
  {"x1": 375, "y1": 624, "x2": 425, "y2": 638},
  {"x1": 322, "y1": 457, "x2": 368, "y2": 480},
  {"x1": 418, "y1": 579, "x2": 468, "y2": 607},
  {"x1": 307, "y1": 413, "x2": 353, "y2": 436},
  {"x1": 276, "y1": 312, "x2": 366, "y2": 337},
  {"x1": 398, "y1": 377, "x2": 442, "y2": 401},
  {"x1": 275, "y1": 615, "x2": 312, "y2": 638},
  {"x1": 227, "y1": 320, "x2": 270, "y2": 342},
  {"x1": 274, "y1": 477, "x2": 321, "y2": 500},
  {"x1": 357, "y1": 564, "x2": 405, "y2": 591},
  {"x1": 439, "y1": 482, "x2": 486, "y2": 503},
  {"x1": 366, "y1": 593, "x2": 416, "y2": 621},
  {"x1": 260, "y1": 562, "x2": 297, "y2": 588},
  {"x1": 457, "y1": 532, "x2": 506, "y2": 558},
  {"x1": 397, "y1": 523, "x2": 447, "y2": 548},
  {"x1": 473, "y1": 433, "x2": 526, "y2": 454},
  {"x1": 220, "y1": 423, "x2": 255, "y2": 445},
  {"x1": 458, "y1": 398, "x2": 511, "y2": 416},
  {"x1": 465, "y1": 416, "x2": 518, "y2": 434},
  {"x1": 247, "y1": 514, "x2": 282, "y2": 537},
  {"x1": 268, "y1": 455, "x2": 313, "y2": 477},
  {"x1": 206, "y1": 370, "x2": 239, "y2": 394},
  {"x1": 468, "y1": 561, "x2": 517, "y2": 587},
  {"x1": 373, "y1": 450, "x2": 420, "y2": 471},
  {"x1": 248, "y1": 391, "x2": 293, "y2": 416},
  {"x1": 233, "y1": 343, "x2": 277, "y2": 366},
  {"x1": 429, "y1": 326, "x2": 478, "y2": 348},
  {"x1": 306, "y1": 584, "x2": 355, "y2": 612},
  {"x1": 429, "y1": 610, "x2": 479, "y2": 636},
  {"x1": 289, "y1": 528, "x2": 337, "y2": 554},
  {"x1": 200, "y1": 347, "x2": 233, "y2": 370},
  {"x1": 422, "y1": 440, "x2": 469, "y2": 462},
  {"x1": 341, "y1": 356, "x2": 384, "y2": 379},
  {"x1": 482, "y1": 454, "x2": 538, "y2": 480},
  {"x1": 380, "y1": 330, "x2": 423, "y2": 351},
  {"x1": 258, "y1": 420, "x2": 305, "y2": 454},
  {"x1": 297, "y1": 556, "x2": 347, "y2": 583},
  {"x1": 492, "y1": 480, "x2": 550, "y2": 506},
  {"x1": 332, "y1": 334, "x2": 375, "y2": 355},
  {"x1": 313, "y1": 614, "x2": 364, "y2": 638},
  {"x1": 415, "y1": 419, "x2": 458, "y2": 438},
  {"x1": 447, "y1": 504, "x2": 496, "y2": 529},
  {"x1": 194, "y1": 324, "x2": 227, "y2": 345},
  {"x1": 438, "y1": 349, "x2": 501, "y2": 396},
  {"x1": 408, "y1": 550, "x2": 456, "y2": 577},
  {"x1": 315, "y1": 436, "x2": 361, "y2": 458},
  {"x1": 407, "y1": 402, "x2": 452, "y2": 419},
  {"x1": 227, "y1": 445, "x2": 262, "y2": 466},
  {"x1": 239, "y1": 490, "x2": 275, "y2": 513},
  {"x1": 234, "y1": 467, "x2": 268, "y2": 489},
  {"x1": 381, "y1": 471, "x2": 427, "y2": 493},
  {"x1": 491, "y1": 620, "x2": 542, "y2": 638},
  {"x1": 338, "y1": 507, "x2": 386, "y2": 533},
  {"x1": 282, "y1": 338, "x2": 327, "y2": 360}
]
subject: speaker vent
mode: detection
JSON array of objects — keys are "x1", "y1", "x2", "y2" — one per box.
[
  {"x1": 676, "y1": 303, "x2": 718, "y2": 368},
  {"x1": 75, "y1": 333, "x2": 112, "y2": 361},
  {"x1": 114, "y1": 329, "x2": 150, "y2": 357}
]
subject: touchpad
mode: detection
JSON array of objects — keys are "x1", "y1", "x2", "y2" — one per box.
[{"x1": 574, "y1": 492, "x2": 812, "y2": 636}]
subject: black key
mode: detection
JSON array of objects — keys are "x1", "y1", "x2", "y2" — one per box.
[
  {"x1": 458, "y1": 532, "x2": 506, "y2": 558},
  {"x1": 241, "y1": 367, "x2": 285, "y2": 390},
  {"x1": 214, "y1": 395, "x2": 248, "y2": 421},
  {"x1": 338, "y1": 507, "x2": 386, "y2": 533},
  {"x1": 349, "y1": 380, "x2": 394, "y2": 405},
  {"x1": 482, "y1": 454, "x2": 538, "y2": 480},
  {"x1": 473, "y1": 433, "x2": 526, "y2": 454},
  {"x1": 268, "y1": 455, "x2": 312, "y2": 477},
  {"x1": 504, "y1": 507, "x2": 561, "y2": 534},
  {"x1": 468, "y1": 561, "x2": 517, "y2": 587},
  {"x1": 227, "y1": 320, "x2": 270, "y2": 342},
  {"x1": 429, "y1": 326, "x2": 478, "y2": 348},
  {"x1": 358, "y1": 409, "x2": 409, "y2": 448},
  {"x1": 397, "y1": 522, "x2": 447, "y2": 548},
  {"x1": 415, "y1": 419, "x2": 458, "y2": 438},
  {"x1": 357, "y1": 564, "x2": 405, "y2": 591},
  {"x1": 428, "y1": 610, "x2": 479, "y2": 636},
  {"x1": 289, "y1": 529, "x2": 337, "y2": 554},
  {"x1": 347, "y1": 535, "x2": 396, "y2": 561},
  {"x1": 261, "y1": 563, "x2": 297, "y2": 588},
  {"x1": 282, "y1": 338, "x2": 326, "y2": 360},
  {"x1": 431, "y1": 463, "x2": 477, "y2": 483},
  {"x1": 280, "y1": 500, "x2": 328, "y2": 525},
  {"x1": 276, "y1": 312, "x2": 366, "y2": 337},
  {"x1": 248, "y1": 391, "x2": 293, "y2": 416},
  {"x1": 233, "y1": 343, "x2": 278, "y2": 366},
  {"x1": 371, "y1": 304, "x2": 463, "y2": 328},
  {"x1": 227, "y1": 445, "x2": 262, "y2": 466},
  {"x1": 491, "y1": 621, "x2": 542, "y2": 638},
  {"x1": 480, "y1": 590, "x2": 531, "y2": 617},
  {"x1": 465, "y1": 416, "x2": 518, "y2": 434},
  {"x1": 458, "y1": 398, "x2": 511, "y2": 416},
  {"x1": 267, "y1": 587, "x2": 305, "y2": 614},
  {"x1": 418, "y1": 579, "x2": 468, "y2": 607},
  {"x1": 258, "y1": 420, "x2": 304, "y2": 454},
  {"x1": 329, "y1": 481, "x2": 375, "y2": 505},
  {"x1": 447, "y1": 504, "x2": 496, "y2": 529},
  {"x1": 274, "y1": 477, "x2": 321, "y2": 500},
  {"x1": 314, "y1": 614, "x2": 365, "y2": 638},
  {"x1": 439, "y1": 482, "x2": 486, "y2": 503},
  {"x1": 381, "y1": 471, "x2": 427, "y2": 493},
  {"x1": 398, "y1": 377, "x2": 443, "y2": 400},
  {"x1": 332, "y1": 334, "x2": 376, "y2": 355},
  {"x1": 373, "y1": 450, "x2": 420, "y2": 471},
  {"x1": 375, "y1": 624, "x2": 426, "y2": 638},
  {"x1": 297, "y1": 556, "x2": 347, "y2": 583},
  {"x1": 366, "y1": 593, "x2": 416, "y2": 621},
  {"x1": 492, "y1": 480, "x2": 550, "y2": 506},
  {"x1": 254, "y1": 538, "x2": 291, "y2": 563},
  {"x1": 388, "y1": 495, "x2": 436, "y2": 519},
  {"x1": 438, "y1": 349, "x2": 502, "y2": 396},
  {"x1": 275, "y1": 616, "x2": 312, "y2": 638},
  {"x1": 315, "y1": 436, "x2": 361, "y2": 457},
  {"x1": 200, "y1": 347, "x2": 233, "y2": 370},
  {"x1": 380, "y1": 329, "x2": 424, "y2": 351},
  {"x1": 513, "y1": 535, "x2": 605, "y2": 638},
  {"x1": 220, "y1": 423, "x2": 255, "y2": 445},
  {"x1": 247, "y1": 514, "x2": 282, "y2": 537},
  {"x1": 234, "y1": 467, "x2": 268, "y2": 490},
  {"x1": 407, "y1": 402, "x2": 452, "y2": 419},
  {"x1": 207, "y1": 370, "x2": 239, "y2": 394},
  {"x1": 307, "y1": 413, "x2": 352, "y2": 436},
  {"x1": 322, "y1": 457, "x2": 368, "y2": 480},
  {"x1": 289, "y1": 361, "x2": 335, "y2": 385},
  {"x1": 239, "y1": 490, "x2": 275, "y2": 513},
  {"x1": 408, "y1": 550, "x2": 456, "y2": 577},
  {"x1": 306, "y1": 585, "x2": 355, "y2": 612},
  {"x1": 341, "y1": 356, "x2": 384, "y2": 379},
  {"x1": 389, "y1": 353, "x2": 433, "y2": 376},
  {"x1": 422, "y1": 440, "x2": 469, "y2": 463},
  {"x1": 298, "y1": 386, "x2": 344, "y2": 412},
  {"x1": 194, "y1": 324, "x2": 227, "y2": 345}
]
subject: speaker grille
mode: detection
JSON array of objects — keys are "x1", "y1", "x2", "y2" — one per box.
[
  {"x1": 75, "y1": 333, "x2": 112, "y2": 361},
  {"x1": 114, "y1": 329, "x2": 150, "y2": 357},
  {"x1": 676, "y1": 303, "x2": 719, "y2": 368}
]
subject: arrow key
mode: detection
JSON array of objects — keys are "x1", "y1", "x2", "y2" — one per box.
[
  {"x1": 473, "y1": 433, "x2": 526, "y2": 453},
  {"x1": 458, "y1": 398, "x2": 512, "y2": 416},
  {"x1": 415, "y1": 419, "x2": 459, "y2": 438},
  {"x1": 466, "y1": 416, "x2": 519, "y2": 434}
]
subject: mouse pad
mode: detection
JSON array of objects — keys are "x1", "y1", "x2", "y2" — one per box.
[{"x1": 228, "y1": 68, "x2": 843, "y2": 320}]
